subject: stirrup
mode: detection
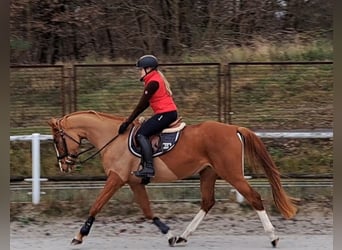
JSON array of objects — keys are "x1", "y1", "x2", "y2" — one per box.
[
  {"x1": 133, "y1": 164, "x2": 155, "y2": 178},
  {"x1": 134, "y1": 170, "x2": 155, "y2": 178}
]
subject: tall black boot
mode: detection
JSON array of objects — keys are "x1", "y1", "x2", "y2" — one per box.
[{"x1": 134, "y1": 134, "x2": 155, "y2": 178}]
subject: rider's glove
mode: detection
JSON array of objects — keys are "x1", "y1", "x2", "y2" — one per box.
[{"x1": 118, "y1": 121, "x2": 130, "y2": 134}]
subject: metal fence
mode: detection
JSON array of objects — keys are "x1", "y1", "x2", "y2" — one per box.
[
  {"x1": 225, "y1": 61, "x2": 333, "y2": 129},
  {"x1": 10, "y1": 65, "x2": 65, "y2": 134},
  {"x1": 10, "y1": 61, "x2": 333, "y2": 179},
  {"x1": 73, "y1": 63, "x2": 222, "y2": 125},
  {"x1": 10, "y1": 61, "x2": 332, "y2": 135}
]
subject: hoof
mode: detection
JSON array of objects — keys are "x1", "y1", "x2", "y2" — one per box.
[
  {"x1": 168, "y1": 237, "x2": 177, "y2": 247},
  {"x1": 271, "y1": 238, "x2": 279, "y2": 247},
  {"x1": 176, "y1": 237, "x2": 187, "y2": 244},
  {"x1": 168, "y1": 236, "x2": 187, "y2": 247},
  {"x1": 71, "y1": 238, "x2": 82, "y2": 245}
]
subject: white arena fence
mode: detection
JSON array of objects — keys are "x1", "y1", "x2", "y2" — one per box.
[{"x1": 10, "y1": 131, "x2": 333, "y2": 204}]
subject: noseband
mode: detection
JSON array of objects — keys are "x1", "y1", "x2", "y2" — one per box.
[{"x1": 54, "y1": 129, "x2": 80, "y2": 165}]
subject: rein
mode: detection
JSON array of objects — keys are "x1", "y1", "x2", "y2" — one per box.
[{"x1": 78, "y1": 134, "x2": 120, "y2": 164}]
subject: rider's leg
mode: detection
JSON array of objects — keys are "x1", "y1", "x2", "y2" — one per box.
[
  {"x1": 134, "y1": 111, "x2": 178, "y2": 178},
  {"x1": 134, "y1": 133, "x2": 155, "y2": 178}
]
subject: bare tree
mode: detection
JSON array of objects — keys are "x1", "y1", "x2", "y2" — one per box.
[{"x1": 10, "y1": 0, "x2": 333, "y2": 64}]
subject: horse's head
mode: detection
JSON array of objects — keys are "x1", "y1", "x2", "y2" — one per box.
[{"x1": 47, "y1": 117, "x2": 82, "y2": 173}]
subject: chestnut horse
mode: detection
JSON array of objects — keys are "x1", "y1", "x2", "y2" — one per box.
[{"x1": 47, "y1": 110, "x2": 297, "y2": 248}]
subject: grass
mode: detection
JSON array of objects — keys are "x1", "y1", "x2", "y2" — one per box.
[{"x1": 179, "y1": 36, "x2": 332, "y2": 63}]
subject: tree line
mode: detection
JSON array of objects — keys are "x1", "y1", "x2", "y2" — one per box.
[{"x1": 10, "y1": 0, "x2": 333, "y2": 64}]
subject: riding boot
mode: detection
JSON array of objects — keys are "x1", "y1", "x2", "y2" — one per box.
[{"x1": 134, "y1": 134, "x2": 155, "y2": 178}]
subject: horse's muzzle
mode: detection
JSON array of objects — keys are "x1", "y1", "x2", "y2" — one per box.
[{"x1": 58, "y1": 156, "x2": 77, "y2": 172}]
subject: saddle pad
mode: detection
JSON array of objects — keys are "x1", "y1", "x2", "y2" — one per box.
[{"x1": 128, "y1": 126, "x2": 181, "y2": 158}]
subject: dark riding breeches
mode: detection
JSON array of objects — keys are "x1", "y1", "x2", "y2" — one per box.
[{"x1": 136, "y1": 110, "x2": 178, "y2": 138}]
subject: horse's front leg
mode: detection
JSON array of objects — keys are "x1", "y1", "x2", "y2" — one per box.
[
  {"x1": 71, "y1": 171, "x2": 125, "y2": 245},
  {"x1": 129, "y1": 183, "x2": 173, "y2": 237}
]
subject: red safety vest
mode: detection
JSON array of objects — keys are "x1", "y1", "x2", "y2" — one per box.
[{"x1": 143, "y1": 70, "x2": 177, "y2": 114}]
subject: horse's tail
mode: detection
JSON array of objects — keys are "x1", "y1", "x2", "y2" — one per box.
[{"x1": 237, "y1": 126, "x2": 298, "y2": 219}]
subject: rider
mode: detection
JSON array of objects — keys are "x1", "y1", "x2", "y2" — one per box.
[{"x1": 118, "y1": 55, "x2": 178, "y2": 178}]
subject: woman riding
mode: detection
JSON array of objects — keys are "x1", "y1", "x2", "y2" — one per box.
[{"x1": 118, "y1": 55, "x2": 178, "y2": 179}]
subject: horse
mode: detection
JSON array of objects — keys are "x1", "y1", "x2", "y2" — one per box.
[{"x1": 47, "y1": 110, "x2": 297, "y2": 248}]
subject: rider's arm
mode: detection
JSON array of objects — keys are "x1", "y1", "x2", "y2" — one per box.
[{"x1": 126, "y1": 81, "x2": 159, "y2": 123}]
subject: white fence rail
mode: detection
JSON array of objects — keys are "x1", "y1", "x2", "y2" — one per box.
[
  {"x1": 10, "y1": 133, "x2": 51, "y2": 204},
  {"x1": 10, "y1": 131, "x2": 333, "y2": 204}
]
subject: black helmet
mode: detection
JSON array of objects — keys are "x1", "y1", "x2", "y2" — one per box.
[{"x1": 136, "y1": 55, "x2": 158, "y2": 69}]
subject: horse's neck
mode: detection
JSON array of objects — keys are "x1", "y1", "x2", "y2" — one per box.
[{"x1": 69, "y1": 114, "x2": 120, "y2": 147}]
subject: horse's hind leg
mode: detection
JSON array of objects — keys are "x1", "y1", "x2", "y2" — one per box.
[
  {"x1": 128, "y1": 182, "x2": 171, "y2": 236},
  {"x1": 71, "y1": 171, "x2": 125, "y2": 245},
  {"x1": 230, "y1": 178, "x2": 279, "y2": 247},
  {"x1": 170, "y1": 167, "x2": 217, "y2": 246}
]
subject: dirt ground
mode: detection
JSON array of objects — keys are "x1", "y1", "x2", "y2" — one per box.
[{"x1": 10, "y1": 198, "x2": 333, "y2": 250}]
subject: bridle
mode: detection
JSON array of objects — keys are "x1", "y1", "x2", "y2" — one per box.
[
  {"x1": 53, "y1": 118, "x2": 119, "y2": 170},
  {"x1": 53, "y1": 125, "x2": 94, "y2": 169}
]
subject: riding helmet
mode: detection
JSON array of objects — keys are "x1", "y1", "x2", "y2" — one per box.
[{"x1": 136, "y1": 55, "x2": 158, "y2": 69}]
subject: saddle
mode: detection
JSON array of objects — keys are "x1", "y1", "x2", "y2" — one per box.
[{"x1": 128, "y1": 117, "x2": 186, "y2": 158}]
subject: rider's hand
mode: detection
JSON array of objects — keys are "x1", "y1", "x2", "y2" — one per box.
[{"x1": 118, "y1": 121, "x2": 130, "y2": 134}]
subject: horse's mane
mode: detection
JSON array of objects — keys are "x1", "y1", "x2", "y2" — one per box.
[{"x1": 63, "y1": 110, "x2": 125, "y2": 121}]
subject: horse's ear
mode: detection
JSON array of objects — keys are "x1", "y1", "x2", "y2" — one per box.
[{"x1": 47, "y1": 118, "x2": 57, "y2": 128}]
